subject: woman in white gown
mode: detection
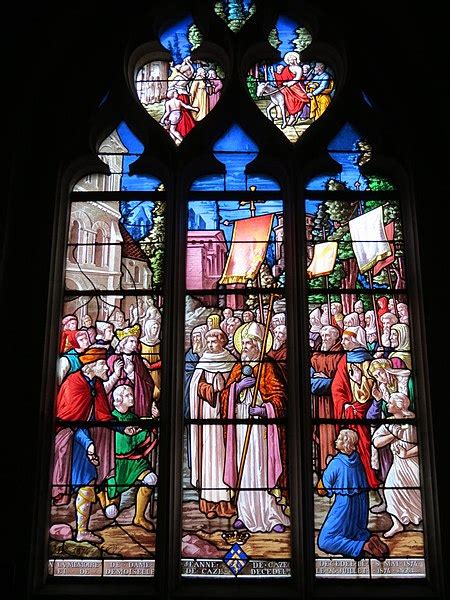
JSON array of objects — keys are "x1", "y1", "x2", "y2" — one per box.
[{"x1": 372, "y1": 392, "x2": 422, "y2": 538}]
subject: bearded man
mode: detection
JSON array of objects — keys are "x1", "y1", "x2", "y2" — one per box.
[
  {"x1": 220, "y1": 321, "x2": 290, "y2": 533},
  {"x1": 310, "y1": 325, "x2": 343, "y2": 471},
  {"x1": 268, "y1": 323, "x2": 287, "y2": 385},
  {"x1": 107, "y1": 325, "x2": 156, "y2": 418}
]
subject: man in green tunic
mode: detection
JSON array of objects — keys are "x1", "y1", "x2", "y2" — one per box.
[{"x1": 105, "y1": 385, "x2": 158, "y2": 531}]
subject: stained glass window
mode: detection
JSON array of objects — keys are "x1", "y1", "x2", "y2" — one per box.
[{"x1": 33, "y1": 1, "x2": 442, "y2": 595}]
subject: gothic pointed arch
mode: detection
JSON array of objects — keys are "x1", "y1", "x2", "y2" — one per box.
[{"x1": 10, "y1": 1, "x2": 444, "y2": 599}]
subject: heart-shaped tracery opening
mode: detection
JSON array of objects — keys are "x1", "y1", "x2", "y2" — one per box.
[
  {"x1": 247, "y1": 15, "x2": 335, "y2": 143},
  {"x1": 135, "y1": 16, "x2": 225, "y2": 145}
]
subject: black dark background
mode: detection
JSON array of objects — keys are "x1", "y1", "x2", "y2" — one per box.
[{"x1": 2, "y1": 1, "x2": 448, "y2": 598}]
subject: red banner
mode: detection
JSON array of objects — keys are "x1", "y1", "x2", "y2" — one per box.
[
  {"x1": 373, "y1": 221, "x2": 396, "y2": 276},
  {"x1": 219, "y1": 213, "x2": 274, "y2": 284}
]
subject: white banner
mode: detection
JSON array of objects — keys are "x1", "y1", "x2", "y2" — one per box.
[
  {"x1": 349, "y1": 207, "x2": 391, "y2": 273},
  {"x1": 307, "y1": 241, "x2": 338, "y2": 278}
]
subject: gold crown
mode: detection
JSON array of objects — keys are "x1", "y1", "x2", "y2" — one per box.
[
  {"x1": 221, "y1": 530, "x2": 250, "y2": 546},
  {"x1": 115, "y1": 324, "x2": 141, "y2": 340}
]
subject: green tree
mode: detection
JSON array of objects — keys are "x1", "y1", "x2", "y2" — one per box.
[
  {"x1": 259, "y1": 261, "x2": 275, "y2": 287},
  {"x1": 356, "y1": 139, "x2": 372, "y2": 166},
  {"x1": 188, "y1": 23, "x2": 203, "y2": 51},
  {"x1": 325, "y1": 198, "x2": 354, "y2": 226},
  {"x1": 325, "y1": 198, "x2": 358, "y2": 312},
  {"x1": 293, "y1": 27, "x2": 312, "y2": 54},
  {"x1": 311, "y1": 201, "x2": 331, "y2": 242},
  {"x1": 308, "y1": 276, "x2": 326, "y2": 305},
  {"x1": 215, "y1": 62, "x2": 226, "y2": 80},
  {"x1": 328, "y1": 262, "x2": 345, "y2": 288},
  {"x1": 246, "y1": 73, "x2": 257, "y2": 99},
  {"x1": 366, "y1": 175, "x2": 395, "y2": 191},
  {"x1": 268, "y1": 27, "x2": 282, "y2": 50},
  {"x1": 245, "y1": 261, "x2": 274, "y2": 313},
  {"x1": 140, "y1": 201, "x2": 165, "y2": 287},
  {"x1": 214, "y1": 1, "x2": 227, "y2": 22},
  {"x1": 373, "y1": 270, "x2": 389, "y2": 287}
]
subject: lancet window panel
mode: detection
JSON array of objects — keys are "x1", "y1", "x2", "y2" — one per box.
[
  {"x1": 306, "y1": 123, "x2": 424, "y2": 579},
  {"x1": 182, "y1": 124, "x2": 290, "y2": 577},
  {"x1": 49, "y1": 123, "x2": 164, "y2": 579}
]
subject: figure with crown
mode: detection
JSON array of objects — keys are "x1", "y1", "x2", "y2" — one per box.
[{"x1": 107, "y1": 325, "x2": 157, "y2": 418}]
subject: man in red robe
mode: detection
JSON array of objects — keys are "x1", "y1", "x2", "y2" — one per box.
[
  {"x1": 52, "y1": 346, "x2": 122, "y2": 543},
  {"x1": 330, "y1": 327, "x2": 380, "y2": 489},
  {"x1": 310, "y1": 325, "x2": 343, "y2": 471},
  {"x1": 274, "y1": 51, "x2": 310, "y2": 126}
]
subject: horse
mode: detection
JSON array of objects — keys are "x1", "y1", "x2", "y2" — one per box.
[{"x1": 256, "y1": 80, "x2": 287, "y2": 128}]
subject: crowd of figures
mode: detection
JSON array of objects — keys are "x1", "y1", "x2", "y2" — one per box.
[
  {"x1": 136, "y1": 56, "x2": 223, "y2": 144},
  {"x1": 51, "y1": 298, "x2": 162, "y2": 545},
  {"x1": 251, "y1": 52, "x2": 335, "y2": 129},
  {"x1": 309, "y1": 296, "x2": 422, "y2": 562},
  {"x1": 50, "y1": 292, "x2": 421, "y2": 563}
]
